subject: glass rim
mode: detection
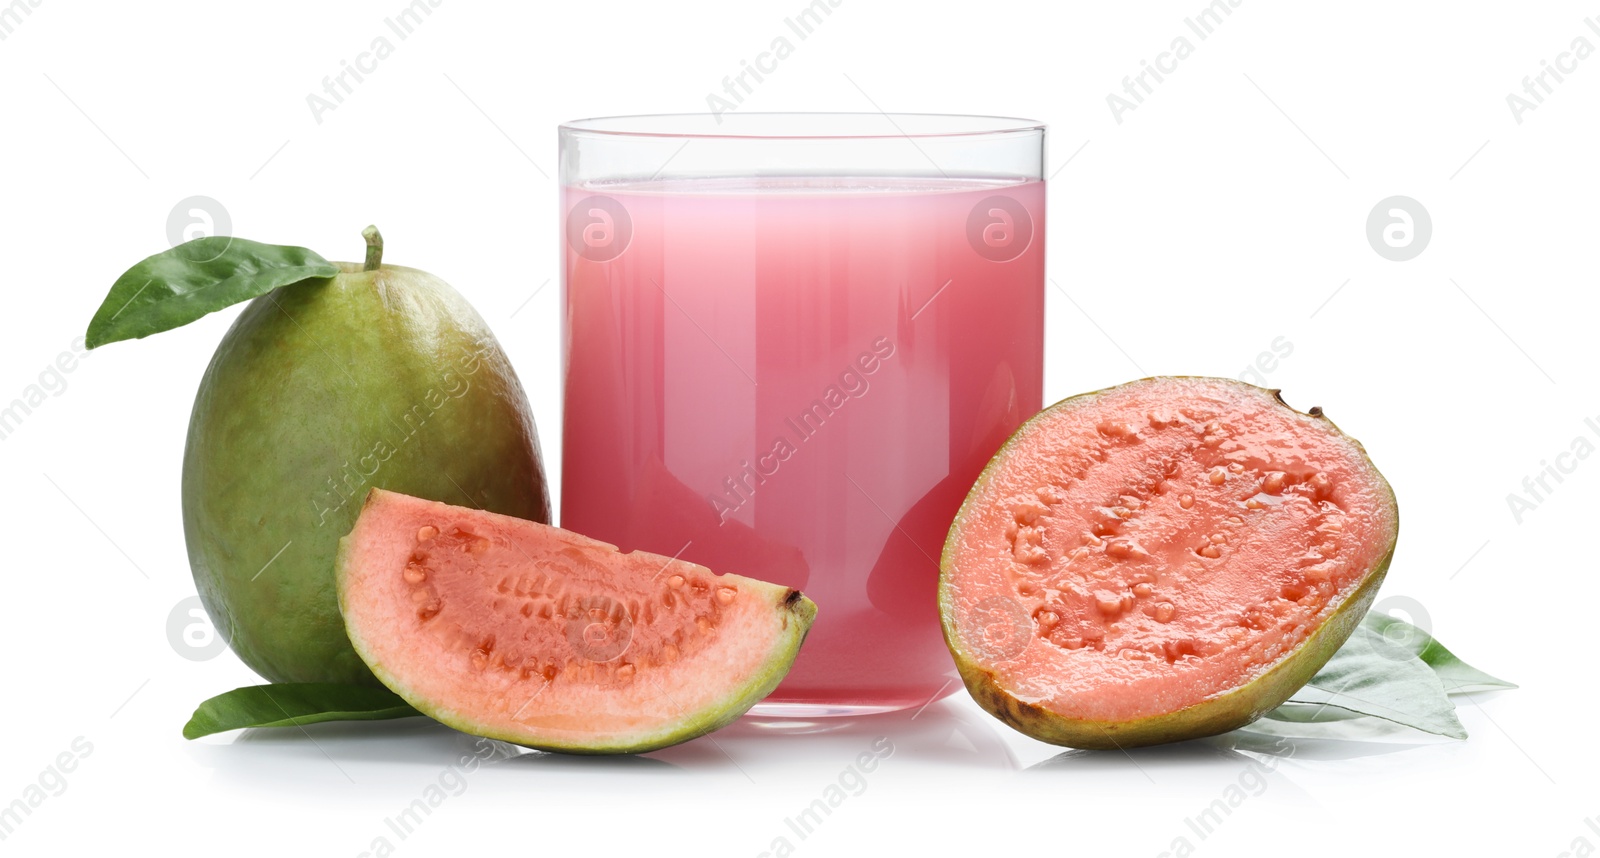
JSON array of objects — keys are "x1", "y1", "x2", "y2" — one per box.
[{"x1": 559, "y1": 112, "x2": 1046, "y2": 141}]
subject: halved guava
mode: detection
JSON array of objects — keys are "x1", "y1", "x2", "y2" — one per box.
[
  {"x1": 939, "y1": 377, "x2": 1398, "y2": 749},
  {"x1": 337, "y1": 489, "x2": 816, "y2": 754}
]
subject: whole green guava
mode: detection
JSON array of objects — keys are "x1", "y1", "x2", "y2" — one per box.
[{"x1": 182, "y1": 232, "x2": 549, "y2": 685}]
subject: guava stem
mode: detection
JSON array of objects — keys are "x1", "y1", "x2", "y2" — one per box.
[{"x1": 362, "y1": 225, "x2": 383, "y2": 271}]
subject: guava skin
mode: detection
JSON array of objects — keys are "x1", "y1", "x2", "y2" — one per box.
[
  {"x1": 183, "y1": 261, "x2": 550, "y2": 685},
  {"x1": 939, "y1": 378, "x2": 1399, "y2": 749}
]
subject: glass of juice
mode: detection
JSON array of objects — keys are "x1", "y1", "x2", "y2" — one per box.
[{"x1": 559, "y1": 113, "x2": 1045, "y2": 715}]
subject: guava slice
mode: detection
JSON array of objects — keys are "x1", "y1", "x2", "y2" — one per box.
[
  {"x1": 940, "y1": 377, "x2": 1398, "y2": 749},
  {"x1": 337, "y1": 489, "x2": 816, "y2": 754}
]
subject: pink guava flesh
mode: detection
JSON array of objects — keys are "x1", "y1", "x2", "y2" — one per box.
[
  {"x1": 337, "y1": 489, "x2": 815, "y2": 752},
  {"x1": 942, "y1": 377, "x2": 1398, "y2": 725}
]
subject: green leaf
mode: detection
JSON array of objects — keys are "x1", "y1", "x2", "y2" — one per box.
[
  {"x1": 1359, "y1": 611, "x2": 1517, "y2": 694},
  {"x1": 1253, "y1": 611, "x2": 1514, "y2": 738},
  {"x1": 1244, "y1": 708, "x2": 1423, "y2": 742},
  {"x1": 1259, "y1": 702, "x2": 1369, "y2": 724},
  {"x1": 183, "y1": 683, "x2": 420, "y2": 740},
  {"x1": 87, "y1": 237, "x2": 339, "y2": 348},
  {"x1": 1281, "y1": 622, "x2": 1468, "y2": 739}
]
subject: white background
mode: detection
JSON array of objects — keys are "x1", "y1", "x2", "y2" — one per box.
[{"x1": 1, "y1": 1, "x2": 1593, "y2": 855}]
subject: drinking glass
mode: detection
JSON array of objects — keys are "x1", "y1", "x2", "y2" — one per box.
[{"x1": 560, "y1": 113, "x2": 1045, "y2": 714}]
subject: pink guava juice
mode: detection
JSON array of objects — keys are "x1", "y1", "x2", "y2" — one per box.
[{"x1": 562, "y1": 176, "x2": 1044, "y2": 713}]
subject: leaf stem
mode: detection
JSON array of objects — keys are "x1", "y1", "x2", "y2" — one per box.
[{"x1": 362, "y1": 225, "x2": 383, "y2": 271}]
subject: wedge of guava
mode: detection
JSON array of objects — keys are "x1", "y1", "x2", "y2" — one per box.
[
  {"x1": 939, "y1": 377, "x2": 1399, "y2": 749},
  {"x1": 337, "y1": 489, "x2": 816, "y2": 754}
]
